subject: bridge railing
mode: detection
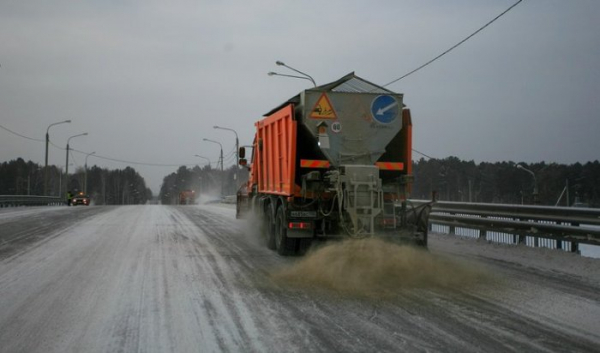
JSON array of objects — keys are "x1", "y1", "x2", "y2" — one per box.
[
  {"x1": 0, "y1": 195, "x2": 65, "y2": 207},
  {"x1": 409, "y1": 200, "x2": 600, "y2": 253}
]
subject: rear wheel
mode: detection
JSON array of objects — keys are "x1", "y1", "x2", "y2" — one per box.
[
  {"x1": 265, "y1": 206, "x2": 276, "y2": 250},
  {"x1": 415, "y1": 229, "x2": 428, "y2": 247},
  {"x1": 275, "y1": 206, "x2": 297, "y2": 256},
  {"x1": 297, "y1": 238, "x2": 313, "y2": 255}
]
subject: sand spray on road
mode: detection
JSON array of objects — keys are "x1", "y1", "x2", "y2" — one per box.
[{"x1": 272, "y1": 237, "x2": 492, "y2": 298}]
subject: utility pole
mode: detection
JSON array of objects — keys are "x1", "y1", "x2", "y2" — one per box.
[
  {"x1": 44, "y1": 120, "x2": 71, "y2": 195},
  {"x1": 203, "y1": 138, "x2": 224, "y2": 197},
  {"x1": 516, "y1": 164, "x2": 538, "y2": 204},
  {"x1": 65, "y1": 132, "x2": 87, "y2": 196},
  {"x1": 84, "y1": 151, "x2": 95, "y2": 194}
]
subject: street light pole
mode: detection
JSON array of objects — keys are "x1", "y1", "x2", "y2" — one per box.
[
  {"x1": 84, "y1": 151, "x2": 96, "y2": 194},
  {"x1": 44, "y1": 120, "x2": 71, "y2": 195},
  {"x1": 65, "y1": 132, "x2": 88, "y2": 196},
  {"x1": 194, "y1": 154, "x2": 211, "y2": 168},
  {"x1": 203, "y1": 138, "x2": 223, "y2": 196},
  {"x1": 268, "y1": 72, "x2": 316, "y2": 86},
  {"x1": 273, "y1": 60, "x2": 317, "y2": 87},
  {"x1": 516, "y1": 164, "x2": 538, "y2": 204},
  {"x1": 213, "y1": 125, "x2": 239, "y2": 166}
]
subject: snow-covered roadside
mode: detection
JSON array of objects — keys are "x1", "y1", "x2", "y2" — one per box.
[
  {"x1": 193, "y1": 202, "x2": 236, "y2": 216},
  {"x1": 429, "y1": 233, "x2": 600, "y2": 284},
  {"x1": 0, "y1": 206, "x2": 68, "y2": 220},
  {"x1": 198, "y1": 203, "x2": 600, "y2": 283}
]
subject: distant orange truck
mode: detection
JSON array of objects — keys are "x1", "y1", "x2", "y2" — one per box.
[{"x1": 179, "y1": 190, "x2": 196, "y2": 205}]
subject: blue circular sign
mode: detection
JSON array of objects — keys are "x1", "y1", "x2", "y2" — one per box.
[{"x1": 371, "y1": 95, "x2": 399, "y2": 124}]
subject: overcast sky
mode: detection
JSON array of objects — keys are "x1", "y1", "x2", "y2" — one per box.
[{"x1": 1, "y1": 0, "x2": 599, "y2": 193}]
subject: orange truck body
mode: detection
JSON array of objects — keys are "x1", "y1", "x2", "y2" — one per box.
[
  {"x1": 179, "y1": 190, "x2": 196, "y2": 205},
  {"x1": 255, "y1": 104, "x2": 297, "y2": 196},
  {"x1": 251, "y1": 105, "x2": 413, "y2": 200}
]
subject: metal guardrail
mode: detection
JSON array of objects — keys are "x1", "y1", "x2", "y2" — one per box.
[
  {"x1": 409, "y1": 200, "x2": 600, "y2": 253},
  {"x1": 0, "y1": 195, "x2": 65, "y2": 207},
  {"x1": 221, "y1": 195, "x2": 237, "y2": 204}
]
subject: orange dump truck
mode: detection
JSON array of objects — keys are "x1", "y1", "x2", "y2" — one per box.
[
  {"x1": 179, "y1": 190, "x2": 197, "y2": 205},
  {"x1": 237, "y1": 73, "x2": 432, "y2": 255}
]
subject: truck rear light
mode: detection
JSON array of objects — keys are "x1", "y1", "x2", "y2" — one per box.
[
  {"x1": 288, "y1": 222, "x2": 312, "y2": 230},
  {"x1": 378, "y1": 218, "x2": 396, "y2": 225}
]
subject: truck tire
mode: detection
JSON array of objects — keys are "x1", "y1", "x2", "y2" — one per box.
[
  {"x1": 297, "y1": 238, "x2": 313, "y2": 256},
  {"x1": 275, "y1": 206, "x2": 297, "y2": 256},
  {"x1": 265, "y1": 206, "x2": 276, "y2": 250},
  {"x1": 416, "y1": 229, "x2": 428, "y2": 248}
]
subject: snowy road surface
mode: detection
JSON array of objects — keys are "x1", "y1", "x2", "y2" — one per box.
[{"x1": 0, "y1": 205, "x2": 599, "y2": 352}]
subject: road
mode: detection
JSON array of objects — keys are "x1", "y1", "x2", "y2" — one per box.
[{"x1": 0, "y1": 204, "x2": 599, "y2": 352}]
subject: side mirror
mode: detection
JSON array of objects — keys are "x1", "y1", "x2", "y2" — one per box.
[
  {"x1": 239, "y1": 158, "x2": 248, "y2": 167},
  {"x1": 239, "y1": 147, "x2": 246, "y2": 159}
]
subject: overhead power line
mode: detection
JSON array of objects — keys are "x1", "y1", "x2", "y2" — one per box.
[
  {"x1": 383, "y1": 0, "x2": 524, "y2": 87},
  {"x1": 1, "y1": 124, "x2": 199, "y2": 168},
  {"x1": 69, "y1": 147, "x2": 199, "y2": 168},
  {"x1": 0, "y1": 124, "x2": 45, "y2": 142},
  {"x1": 412, "y1": 148, "x2": 435, "y2": 160}
]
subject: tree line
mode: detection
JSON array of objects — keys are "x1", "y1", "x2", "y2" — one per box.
[
  {"x1": 411, "y1": 157, "x2": 599, "y2": 207},
  {"x1": 160, "y1": 157, "x2": 599, "y2": 208},
  {"x1": 4, "y1": 156, "x2": 598, "y2": 208},
  {"x1": 0, "y1": 158, "x2": 152, "y2": 205}
]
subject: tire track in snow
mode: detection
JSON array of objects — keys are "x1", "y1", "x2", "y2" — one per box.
[{"x1": 165, "y1": 207, "x2": 267, "y2": 352}]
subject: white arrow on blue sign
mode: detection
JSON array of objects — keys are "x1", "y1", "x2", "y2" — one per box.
[{"x1": 370, "y1": 95, "x2": 399, "y2": 124}]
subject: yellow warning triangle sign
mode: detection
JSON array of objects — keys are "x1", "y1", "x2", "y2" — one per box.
[{"x1": 310, "y1": 93, "x2": 337, "y2": 119}]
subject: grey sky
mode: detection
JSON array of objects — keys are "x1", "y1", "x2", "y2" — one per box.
[{"x1": 1, "y1": 0, "x2": 599, "y2": 193}]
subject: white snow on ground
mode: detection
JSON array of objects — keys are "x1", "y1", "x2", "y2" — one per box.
[
  {"x1": 208, "y1": 201, "x2": 600, "y2": 341},
  {"x1": 0, "y1": 205, "x2": 68, "y2": 220},
  {"x1": 0, "y1": 205, "x2": 270, "y2": 352},
  {"x1": 0, "y1": 204, "x2": 599, "y2": 352},
  {"x1": 579, "y1": 225, "x2": 600, "y2": 258},
  {"x1": 580, "y1": 244, "x2": 600, "y2": 258},
  {"x1": 429, "y1": 233, "x2": 600, "y2": 284},
  {"x1": 429, "y1": 232, "x2": 600, "y2": 344}
]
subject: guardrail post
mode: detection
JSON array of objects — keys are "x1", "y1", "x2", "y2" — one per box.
[
  {"x1": 449, "y1": 213, "x2": 455, "y2": 235},
  {"x1": 570, "y1": 242, "x2": 579, "y2": 253},
  {"x1": 476, "y1": 215, "x2": 487, "y2": 240},
  {"x1": 570, "y1": 222, "x2": 580, "y2": 253},
  {"x1": 555, "y1": 221, "x2": 563, "y2": 250},
  {"x1": 516, "y1": 218, "x2": 527, "y2": 244},
  {"x1": 479, "y1": 229, "x2": 487, "y2": 240}
]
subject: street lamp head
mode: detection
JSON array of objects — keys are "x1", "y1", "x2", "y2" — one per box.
[
  {"x1": 68, "y1": 132, "x2": 88, "y2": 143},
  {"x1": 269, "y1": 62, "x2": 317, "y2": 87},
  {"x1": 47, "y1": 119, "x2": 72, "y2": 134},
  {"x1": 516, "y1": 164, "x2": 523, "y2": 169},
  {"x1": 213, "y1": 125, "x2": 220, "y2": 129}
]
